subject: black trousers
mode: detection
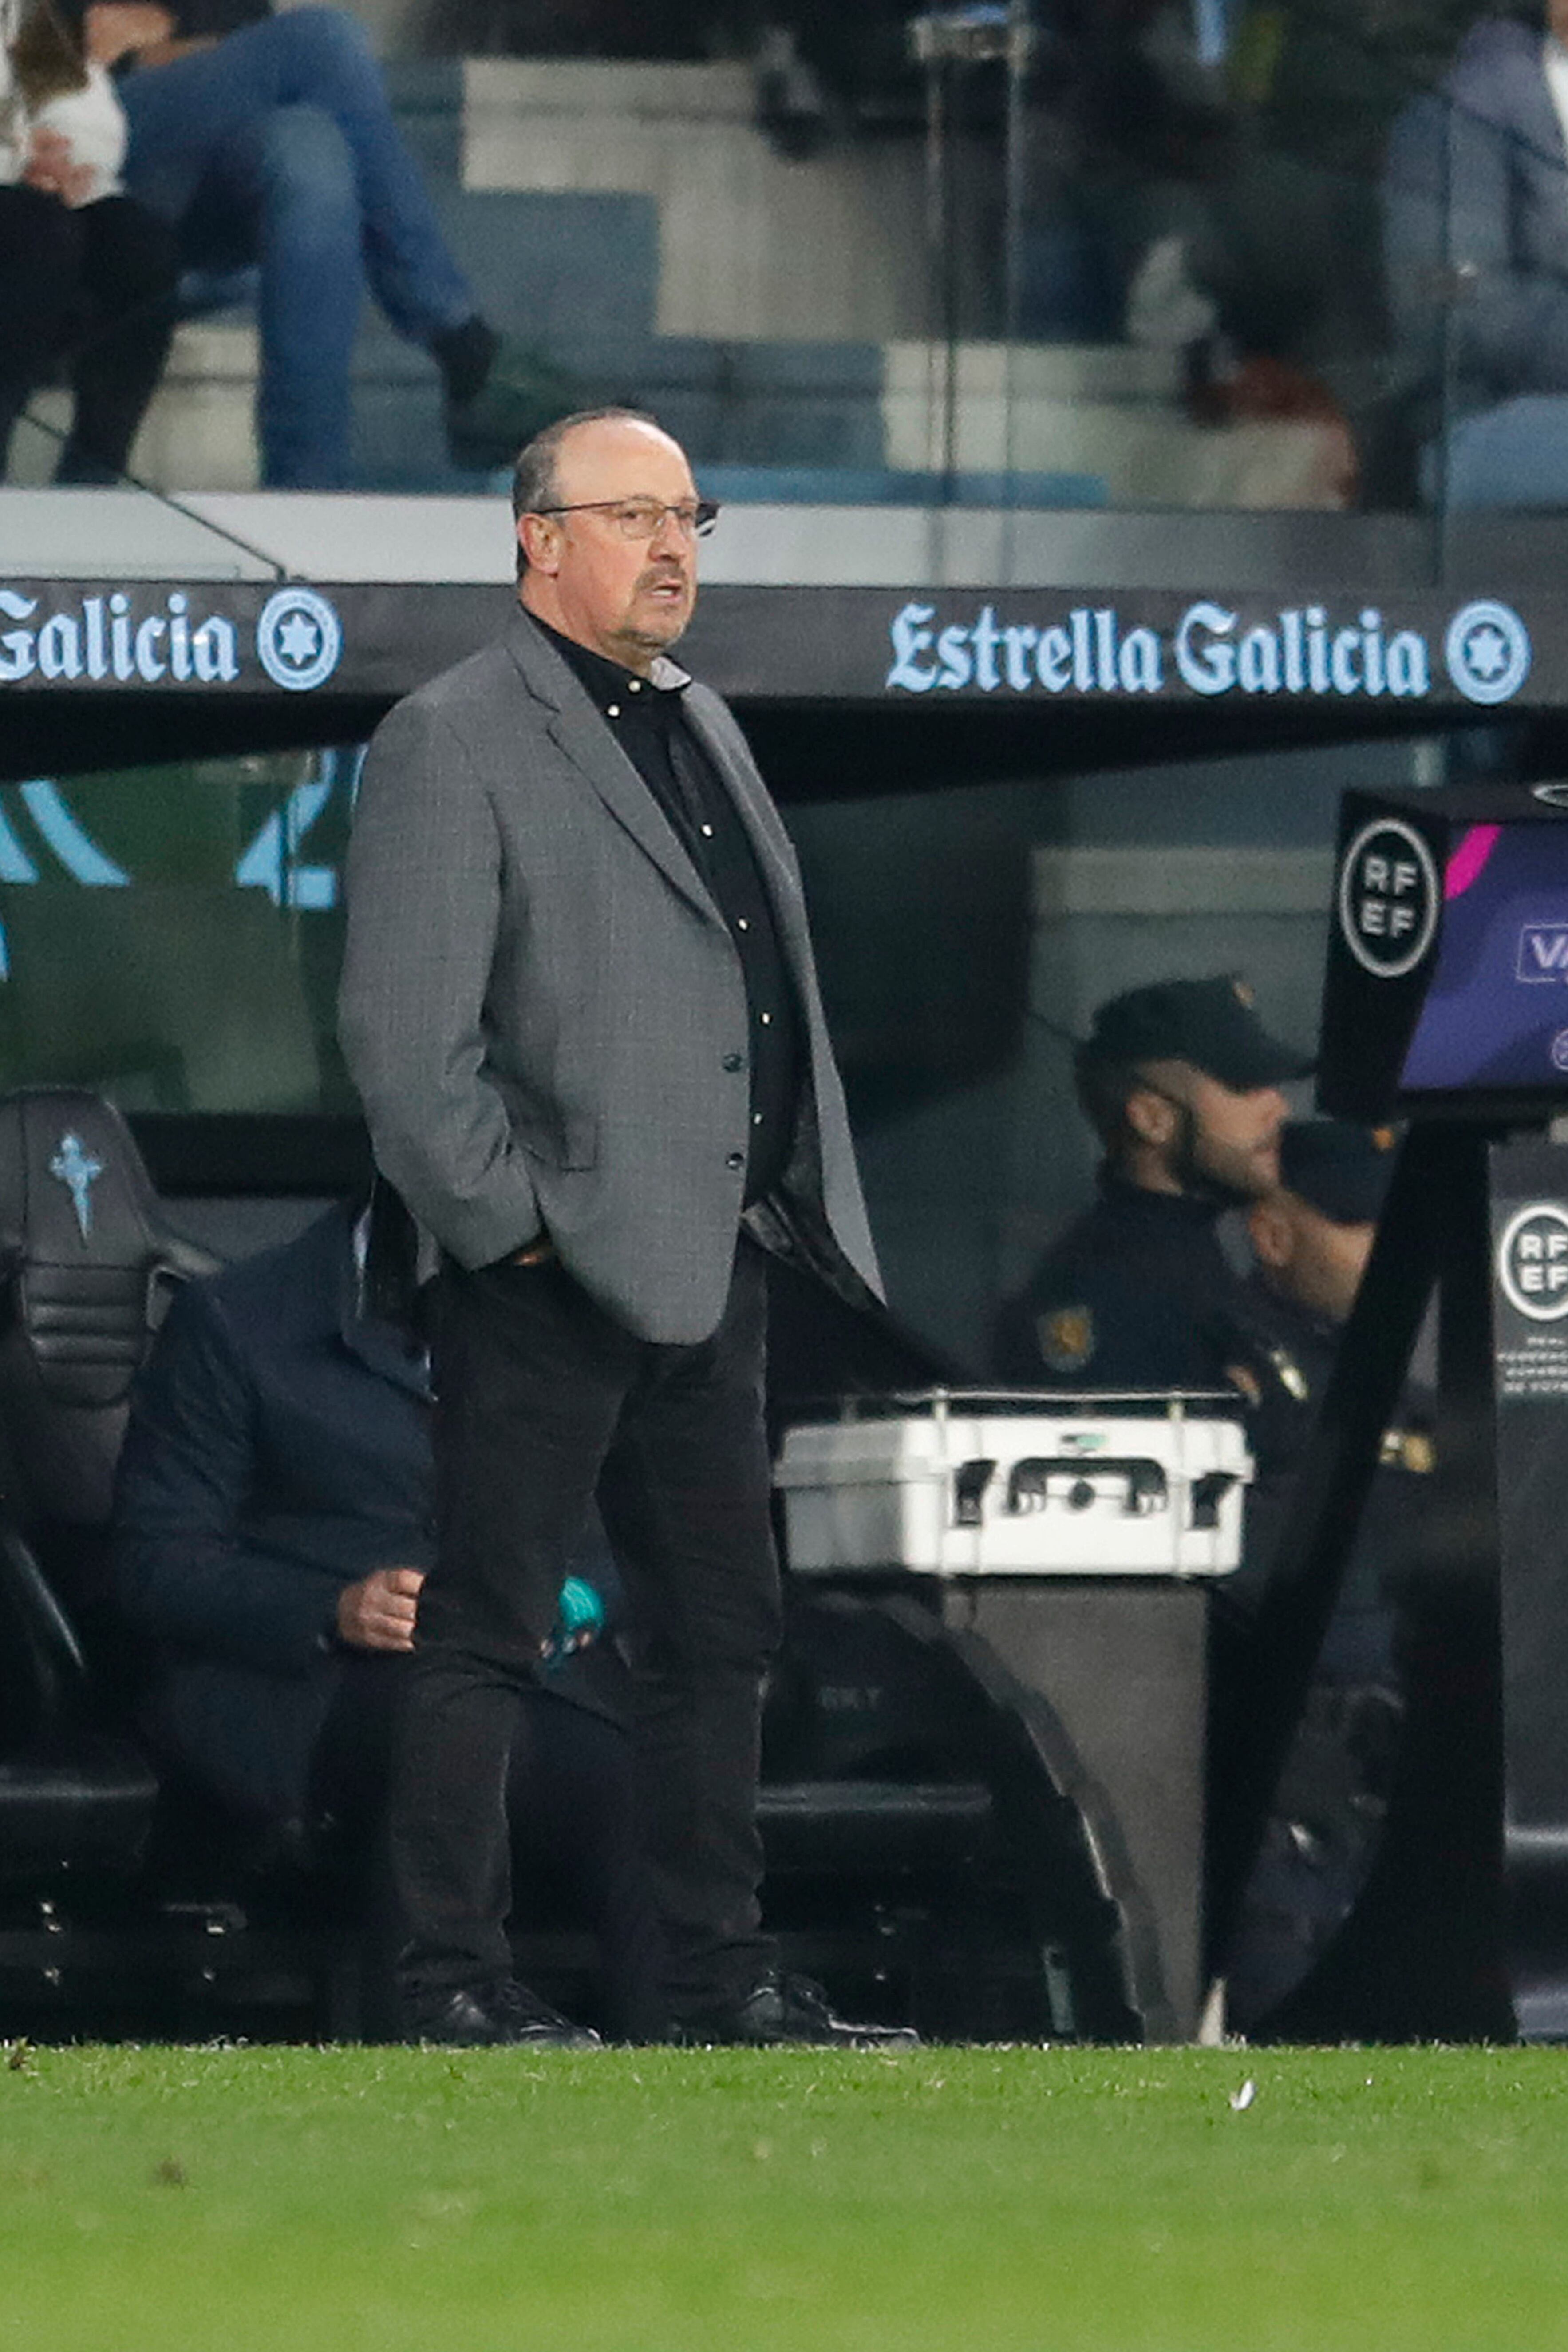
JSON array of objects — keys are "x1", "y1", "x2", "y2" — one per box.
[
  {"x1": 317, "y1": 1657, "x2": 664, "y2": 2044},
  {"x1": 391, "y1": 1236, "x2": 782, "y2": 2020},
  {"x1": 0, "y1": 184, "x2": 177, "y2": 482}
]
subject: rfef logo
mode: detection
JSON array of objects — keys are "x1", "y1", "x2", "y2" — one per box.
[
  {"x1": 1337, "y1": 817, "x2": 1440, "y2": 979},
  {"x1": 1498, "y1": 1203, "x2": 1568, "y2": 1320}
]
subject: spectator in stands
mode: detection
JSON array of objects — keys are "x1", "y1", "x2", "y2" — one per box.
[
  {"x1": 1019, "y1": 0, "x2": 1230, "y2": 341},
  {"x1": 1384, "y1": 0, "x2": 1568, "y2": 507},
  {"x1": 1104, "y1": 6, "x2": 1476, "y2": 504},
  {"x1": 112, "y1": 1197, "x2": 660, "y2": 2042},
  {"x1": 992, "y1": 973, "x2": 1310, "y2": 1391},
  {"x1": 0, "y1": 0, "x2": 178, "y2": 481},
  {"x1": 83, "y1": 0, "x2": 576, "y2": 486}
]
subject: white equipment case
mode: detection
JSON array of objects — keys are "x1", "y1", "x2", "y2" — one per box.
[{"x1": 774, "y1": 1391, "x2": 1252, "y2": 1580}]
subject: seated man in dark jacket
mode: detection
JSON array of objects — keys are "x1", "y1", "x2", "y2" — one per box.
[{"x1": 112, "y1": 1198, "x2": 658, "y2": 2041}]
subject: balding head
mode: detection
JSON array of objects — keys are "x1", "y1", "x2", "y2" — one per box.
[
  {"x1": 513, "y1": 409, "x2": 702, "y2": 673},
  {"x1": 511, "y1": 407, "x2": 664, "y2": 547}
]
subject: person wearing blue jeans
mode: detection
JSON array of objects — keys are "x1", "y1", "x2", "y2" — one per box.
[{"x1": 85, "y1": 0, "x2": 572, "y2": 486}]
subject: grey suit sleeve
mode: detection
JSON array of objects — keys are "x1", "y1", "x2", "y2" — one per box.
[{"x1": 338, "y1": 693, "x2": 541, "y2": 1267}]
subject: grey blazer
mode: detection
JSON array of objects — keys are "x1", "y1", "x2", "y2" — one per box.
[{"x1": 338, "y1": 603, "x2": 881, "y2": 1346}]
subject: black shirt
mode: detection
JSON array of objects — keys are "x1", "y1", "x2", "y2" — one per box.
[{"x1": 531, "y1": 614, "x2": 802, "y2": 1206}]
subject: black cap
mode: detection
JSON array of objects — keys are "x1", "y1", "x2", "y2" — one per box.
[
  {"x1": 1279, "y1": 1119, "x2": 1396, "y2": 1224},
  {"x1": 1082, "y1": 975, "x2": 1313, "y2": 1091}
]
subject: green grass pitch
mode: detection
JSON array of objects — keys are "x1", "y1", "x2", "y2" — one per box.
[{"x1": 1, "y1": 2043, "x2": 1565, "y2": 2351}]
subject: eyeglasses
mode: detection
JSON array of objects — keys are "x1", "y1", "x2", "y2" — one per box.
[{"x1": 531, "y1": 497, "x2": 719, "y2": 541}]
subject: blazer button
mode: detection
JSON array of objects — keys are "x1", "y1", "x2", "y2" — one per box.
[
  {"x1": 723, "y1": 1053, "x2": 745, "y2": 1073},
  {"x1": 725, "y1": 1151, "x2": 744, "y2": 1172}
]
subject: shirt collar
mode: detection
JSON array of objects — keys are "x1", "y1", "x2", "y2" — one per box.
[{"x1": 527, "y1": 610, "x2": 691, "y2": 705}]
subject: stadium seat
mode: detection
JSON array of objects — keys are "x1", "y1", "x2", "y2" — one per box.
[
  {"x1": 0, "y1": 1521, "x2": 157, "y2": 1885},
  {"x1": 0, "y1": 1089, "x2": 215, "y2": 1628},
  {"x1": 0, "y1": 1093, "x2": 201, "y2": 1889}
]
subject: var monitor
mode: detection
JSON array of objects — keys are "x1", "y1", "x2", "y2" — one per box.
[{"x1": 1319, "y1": 784, "x2": 1568, "y2": 1124}]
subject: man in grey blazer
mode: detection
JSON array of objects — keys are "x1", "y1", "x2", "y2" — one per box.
[{"x1": 339, "y1": 407, "x2": 909, "y2": 2047}]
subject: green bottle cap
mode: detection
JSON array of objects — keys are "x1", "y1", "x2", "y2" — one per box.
[{"x1": 555, "y1": 1576, "x2": 604, "y2": 1642}]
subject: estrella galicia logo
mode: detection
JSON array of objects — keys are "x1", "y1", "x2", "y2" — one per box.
[
  {"x1": 1444, "y1": 600, "x2": 1531, "y2": 707},
  {"x1": 1498, "y1": 1202, "x2": 1568, "y2": 1320},
  {"x1": 256, "y1": 586, "x2": 342, "y2": 693},
  {"x1": 1338, "y1": 817, "x2": 1440, "y2": 979},
  {"x1": 1519, "y1": 926, "x2": 1568, "y2": 982}
]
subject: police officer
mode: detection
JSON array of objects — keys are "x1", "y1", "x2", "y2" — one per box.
[
  {"x1": 1218, "y1": 1118, "x2": 1432, "y2": 2035},
  {"x1": 1230, "y1": 1117, "x2": 1431, "y2": 1641},
  {"x1": 993, "y1": 974, "x2": 1311, "y2": 1390},
  {"x1": 1228, "y1": 1120, "x2": 1506, "y2": 2043}
]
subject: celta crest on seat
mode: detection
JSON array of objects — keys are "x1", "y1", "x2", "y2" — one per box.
[{"x1": 0, "y1": 1088, "x2": 213, "y2": 1528}]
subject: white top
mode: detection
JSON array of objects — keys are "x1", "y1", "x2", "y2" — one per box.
[{"x1": 0, "y1": 0, "x2": 125, "y2": 202}]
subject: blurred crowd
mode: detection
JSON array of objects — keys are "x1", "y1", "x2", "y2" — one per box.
[{"x1": 4, "y1": 2, "x2": 1567, "y2": 508}]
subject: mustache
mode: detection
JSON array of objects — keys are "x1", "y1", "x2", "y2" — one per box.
[{"x1": 636, "y1": 561, "x2": 690, "y2": 592}]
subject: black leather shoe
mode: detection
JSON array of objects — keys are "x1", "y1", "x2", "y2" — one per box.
[
  {"x1": 670, "y1": 1972, "x2": 919, "y2": 2049},
  {"x1": 403, "y1": 1979, "x2": 602, "y2": 2049}
]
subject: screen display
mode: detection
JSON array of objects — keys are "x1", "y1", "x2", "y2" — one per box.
[{"x1": 1400, "y1": 820, "x2": 1568, "y2": 1093}]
